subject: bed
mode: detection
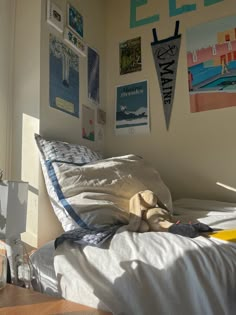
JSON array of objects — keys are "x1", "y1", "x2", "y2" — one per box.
[{"x1": 31, "y1": 134, "x2": 236, "y2": 315}]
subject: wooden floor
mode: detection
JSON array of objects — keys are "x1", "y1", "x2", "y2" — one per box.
[{"x1": 0, "y1": 284, "x2": 111, "y2": 315}]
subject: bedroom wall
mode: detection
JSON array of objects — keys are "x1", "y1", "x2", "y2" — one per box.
[
  {"x1": 104, "y1": 0, "x2": 236, "y2": 203},
  {"x1": 37, "y1": 0, "x2": 107, "y2": 246},
  {"x1": 9, "y1": 0, "x2": 107, "y2": 247},
  {"x1": 0, "y1": 0, "x2": 15, "y2": 179},
  {"x1": 40, "y1": 0, "x2": 106, "y2": 153},
  {"x1": 11, "y1": 0, "x2": 41, "y2": 246}
]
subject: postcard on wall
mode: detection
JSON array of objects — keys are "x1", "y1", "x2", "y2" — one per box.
[
  {"x1": 67, "y1": 3, "x2": 83, "y2": 38},
  {"x1": 49, "y1": 34, "x2": 79, "y2": 117},
  {"x1": 186, "y1": 15, "x2": 236, "y2": 113},
  {"x1": 82, "y1": 104, "x2": 95, "y2": 141},
  {"x1": 120, "y1": 36, "x2": 142, "y2": 75},
  {"x1": 64, "y1": 26, "x2": 86, "y2": 57},
  {"x1": 47, "y1": 0, "x2": 64, "y2": 33},
  {"x1": 115, "y1": 80, "x2": 150, "y2": 135},
  {"x1": 88, "y1": 46, "x2": 100, "y2": 104},
  {"x1": 97, "y1": 108, "x2": 106, "y2": 125}
]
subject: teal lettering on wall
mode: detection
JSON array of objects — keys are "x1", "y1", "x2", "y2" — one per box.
[
  {"x1": 169, "y1": 0, "x2": 196, "y2": 16},
  {"x1": 130, "y1": 0, "x2": 159, "y2": 28},
  {"x1": 204, "y1": 0, "x2": 223, "y2": 6}
]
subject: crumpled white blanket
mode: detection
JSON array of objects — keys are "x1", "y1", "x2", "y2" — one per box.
[{"x1": 54, "y1": 200, "x2": 236, "y2": 315}]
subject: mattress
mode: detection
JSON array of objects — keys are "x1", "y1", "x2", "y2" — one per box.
[
  {"x1": 31, "y1": 198, "x2": 236, "y2": 313},
  {"x1": 53, "y1": 198, "x2": 236, "y2": 314},
  {"x1": 30, "y1": 241, "x2": 60, "y2": 297}
]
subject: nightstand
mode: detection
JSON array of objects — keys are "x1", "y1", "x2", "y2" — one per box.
[{"x1": 0, "y1": 284, "x2": 112, "y2": 314}]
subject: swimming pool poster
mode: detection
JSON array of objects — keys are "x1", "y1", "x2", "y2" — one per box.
[
  {"x1": 49, "y1": 34, "x2": 79, "y2": 117},
  {"x1": 82, "y1": 104, "x2": 95, "y2": 141},
  {"x1": 115, "y1": 80, "x2": 150, "y2": 135},
  {"x1": 186, "y1": 15, "x2": 236, "y2": 113}
]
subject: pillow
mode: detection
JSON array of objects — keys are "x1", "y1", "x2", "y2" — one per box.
[
  {"x1": 35, "y1": 134, "x2": 103, "y2": 231},
  {"x1": 35, "y1": 134, "x2": 102, "y2": 165},
  {"x1": 35, "y1": 134, "x2": 173, "y2": 234}
]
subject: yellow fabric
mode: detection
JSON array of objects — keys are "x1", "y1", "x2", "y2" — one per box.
[{"x1": 209, "y1": 229, "x2": 236, "y2": 242}]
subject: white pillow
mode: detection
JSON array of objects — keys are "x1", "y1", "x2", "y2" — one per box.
[{"x1": 35, "y1": 134, "x2": 103, "y2": 231}]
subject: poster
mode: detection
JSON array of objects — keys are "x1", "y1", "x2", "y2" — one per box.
[
  {"x1": 64, "y1": 27, "x2": 86, "y2": 57},
  {"x1": 151, "y1": 21, "x2": 181, "y2": 130},
  {"x1": 49, "y1": 34, "x2": 79, "y2": 117},
  {"x1": 82, "y1": 104, "x2": 95, "y2": 141},
  {"x1": 115, "y1": 80, "x2": 149, "y2": 135},
  {"x1": 67, "y1": 3, "x2": 83, "y2": 38},
  {"x1": 120, "y1": 36, "x2": 142, "y2": 75},
  {"x1": 88, "y1": 46, "x2": 100, "y2": 104},
  {"x1": 186, "y1": 15, "x2": 236, "y2": 113}
]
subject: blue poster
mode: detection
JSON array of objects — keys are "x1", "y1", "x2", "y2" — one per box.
[
  {"x1": 49, "y1": 34, "x2": 79, "y2": 117},
  {"x1": 88, "y1": 46, "x2": 99, "y2": 104},
  {"x1": 115, "y1": 80, "x2": 150, "y2": 135}
]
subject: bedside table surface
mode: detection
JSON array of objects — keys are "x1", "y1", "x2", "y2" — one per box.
[{"x1": 0, "y1": 284, "x2": 111, "y2": 315}]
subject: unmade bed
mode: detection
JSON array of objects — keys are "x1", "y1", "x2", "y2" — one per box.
[{"x1": 31, "y1": 134, "x2": 236, "y2": 315}]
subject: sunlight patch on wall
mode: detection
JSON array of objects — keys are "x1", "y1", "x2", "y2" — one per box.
[
  {"x1": 216, "y1": 182, "x2": 236, "y2": 193},
  {"x1": 21, "y1": 113, "x2": 39, "y2": 247}
]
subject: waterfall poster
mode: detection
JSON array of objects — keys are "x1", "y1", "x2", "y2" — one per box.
[
  {"x1": 115, "y1": 80, "x2": 150, "y2": 135},
  {"x1": 49, "y1": 34, "x2": 79, "y2": 117}
]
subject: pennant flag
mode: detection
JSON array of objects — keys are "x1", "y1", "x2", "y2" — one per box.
[{"x1": 151, "y1": 21, "x2": 181, "y2": 130}]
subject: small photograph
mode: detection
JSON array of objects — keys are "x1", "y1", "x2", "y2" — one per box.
[
  {"x1": 64, "y1": 27, "x2": 86, "y2": 57},
  {"x1": 67, "y1": 3, "x2": 83, "y2": 38},
  {"x1": 82, "y1": 105, "x2": 95, "y2": 142},
  {"x1": 47, "y1": 0, "x2": 64, "y2": 33},
  {"x1": 97, "y1": 108, "x2": 106, "y2": 125},
  {"x1": 120, "y1": 36, "x2": 142, "y2": 75}
]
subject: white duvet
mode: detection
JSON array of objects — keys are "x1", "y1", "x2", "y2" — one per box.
[{"x1": 54, "y1": 199, "x2": 236, "y2": 315}]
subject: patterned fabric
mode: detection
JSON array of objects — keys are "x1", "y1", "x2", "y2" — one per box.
[
  {"x1": 35, "y1": 134, "x2": 102, "y2": 165},
  {"x1": 35, "y1": 134, "x2": 104, "y2": 232},
  {"x1": 54, "y1": 225, "x2": 120, "y2": 248}
]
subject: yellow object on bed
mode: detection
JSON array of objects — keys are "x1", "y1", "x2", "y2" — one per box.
[{"x1": 209, "y1": 229, "x2": 236, "y2": 242}]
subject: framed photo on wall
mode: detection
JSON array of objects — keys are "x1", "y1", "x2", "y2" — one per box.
[
  {"x1": 49, "y1": 34, "x2": 79, "y2": 117},
  {"x1": 82, "y1": 104, "x2": 95, "y2": 142},
  {"x1": 64, "y1": 27, "x2": 86, "y2": 57},
  {"x1": 115, "y1": 80, "x2": 150, "y2": 135},
  {"x1": 47, "y1": 0, "x2": 64, "y2": 33},
  {"x1": 88, "y1": 46, "x2": 100, "y2": 105},
  {"x1": 67, "y1": 3, "x2": 83, "y2": 38}
]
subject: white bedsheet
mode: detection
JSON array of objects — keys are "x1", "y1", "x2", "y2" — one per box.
[{"x1": 54, "y1": 200, "x2": 236, "y2": 315}]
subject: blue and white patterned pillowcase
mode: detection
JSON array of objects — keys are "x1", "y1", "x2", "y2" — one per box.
[
  {"x1": 35, "y1": 134, "x2": 104, "y2": 232},
  {"x1": 35, "y1": 134, "x2": 103, "y2": 165}
]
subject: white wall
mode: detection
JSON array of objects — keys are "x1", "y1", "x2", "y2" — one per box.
[
  {"x1": 12, "y1": 0, "x2": 41, "y2": 246},
  {"x1": 104, "y1": 0, "x2": 236, "y2": 203},
  {"x1": 0, "y1": 0, "x2": 15, "y2": 179},
  {"x1": 37, "y1": 0, "x2": 107, "y2": 246},
  {"x1": 4, "y1": 0, "x2": 107, "y2": 247},
  {"x1": 40, "y1": 0, "x2": 106, "y2": 153},
  {"x1": 3, "y1": 0, "x2": 107, "y2": 247}
]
